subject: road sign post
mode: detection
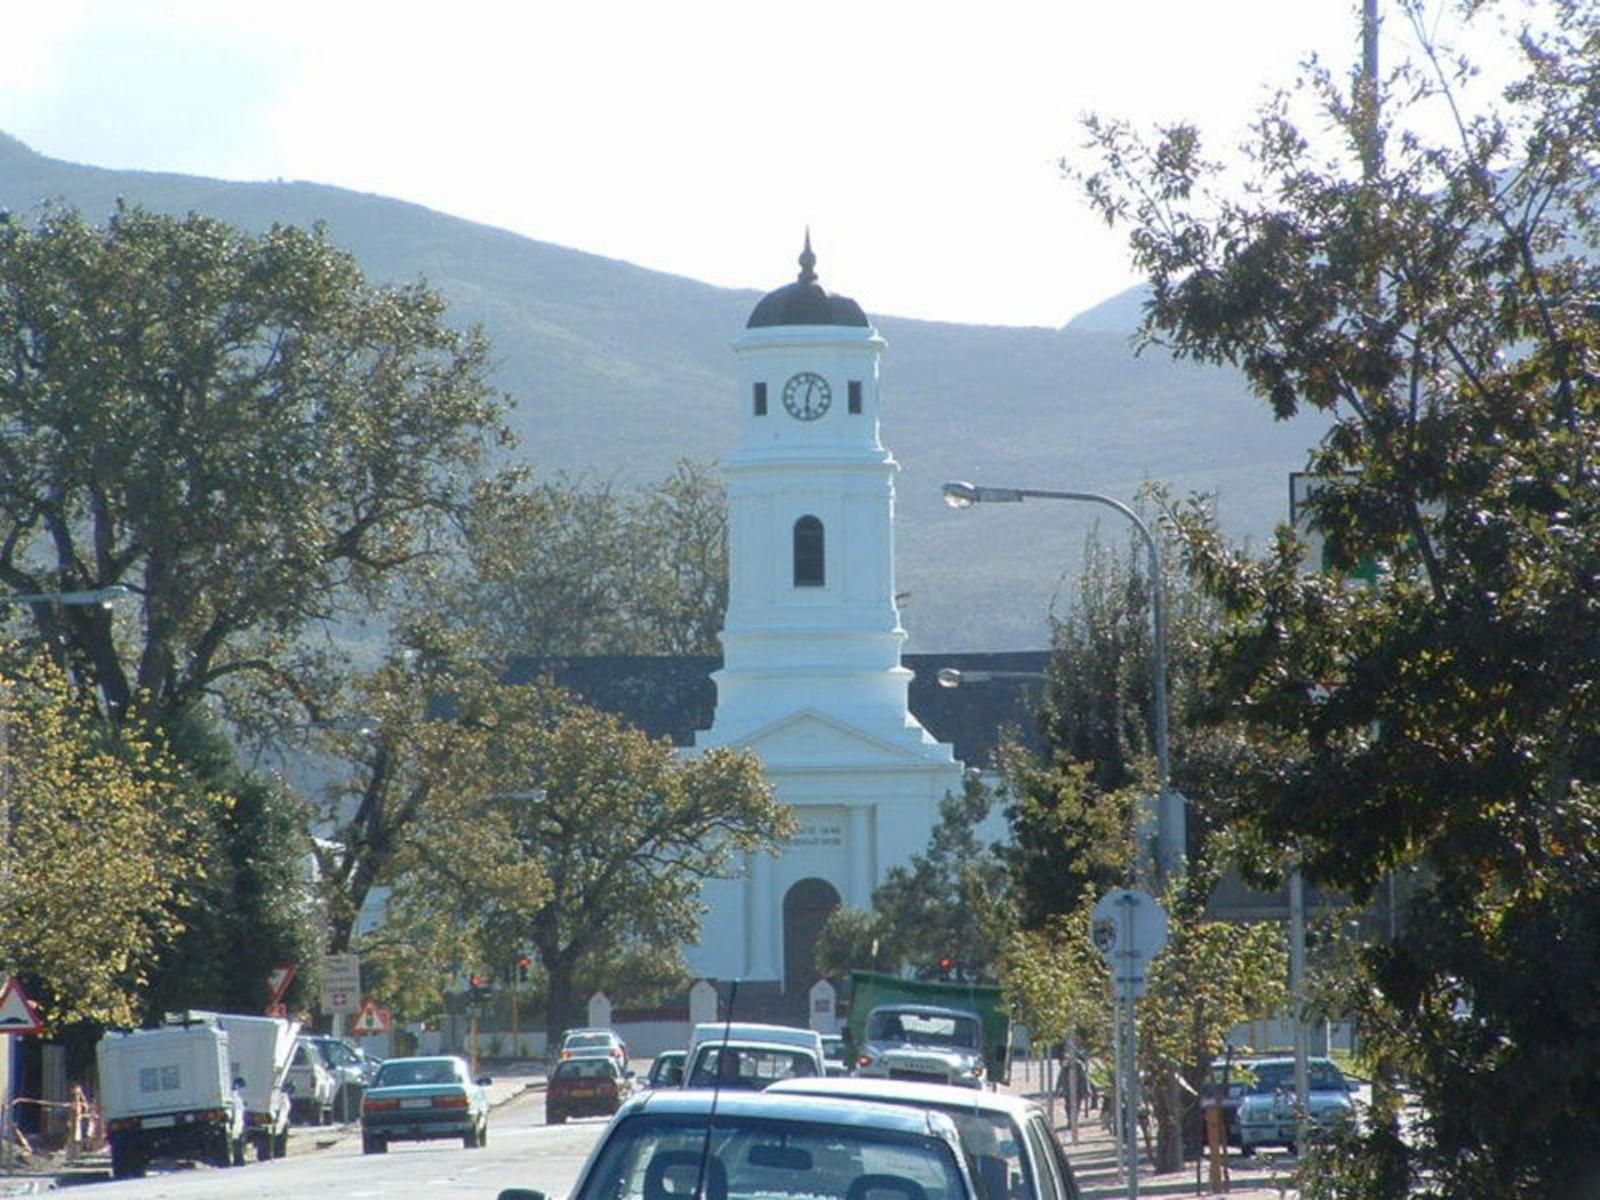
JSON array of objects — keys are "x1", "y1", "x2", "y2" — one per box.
[{"x1": 1092, "y1": 890, "x2": 1169, "y2": 1200}]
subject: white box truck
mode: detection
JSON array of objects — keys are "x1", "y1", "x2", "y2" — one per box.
[
  {"x1": 168, "y1": 1010, "x2": 298, "y2": 1161},
  {"x1": 96, "y1": 1021, "x2": 245, "y2": 1178}
]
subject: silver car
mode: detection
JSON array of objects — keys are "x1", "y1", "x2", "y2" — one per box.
[
  {"x1": 1234, "y1": 1056, "x2": 1358, "y2": 1153},
  {"x1": 771, "y1": 1076, "x2": 1081, "y2": 1200},
  {"x1": 495, "y1": 1089, "x2": 978, "y2": 1200}
]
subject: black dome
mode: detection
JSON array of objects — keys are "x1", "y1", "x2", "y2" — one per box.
[{"x1": 746, "y1": 235, "x2": 868, "y2": 329}]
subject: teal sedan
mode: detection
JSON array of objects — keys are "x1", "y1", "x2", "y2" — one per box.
[{"x1": 360, "y1": 1055, "x2": 491, "y2": 1153}]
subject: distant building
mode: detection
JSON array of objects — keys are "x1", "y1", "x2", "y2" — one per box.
[{"x1": 512, "y1": 240, "x2": 1046, "y2": 1008}]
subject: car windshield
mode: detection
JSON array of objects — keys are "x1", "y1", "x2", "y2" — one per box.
[
  {"x1": 1240, "y1": 1061, "x2": 1347, "y2": 1094},
  {"x1": 575, "y1": 1112, "x2": 967, "y2": 1200},
  {"x1": 375, "y1": 1060, "x2": 460, "y2": 1087},
  {"x1": 568, "y1": 1033, "x2": 615, "y2": 1049},
  {"x1": 867, "y1": 1012, "x2": 980, "y2": 1050},
  {"x1": 687, "y1": 1047, "x2": 817, "y2": 1089},
  {"x1": 651, "y1": 1056, "x2": 685, "y2": 1086},
  {"x1": 320, "y1": 1040, "x2": 360, "y2": 1068}
]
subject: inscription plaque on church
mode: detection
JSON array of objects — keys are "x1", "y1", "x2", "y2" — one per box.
[{"x1": 791, "y1": 821, "x2": 844, "y2": 848}]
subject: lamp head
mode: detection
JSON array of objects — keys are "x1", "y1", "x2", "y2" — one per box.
[{"x1": 941, "y1": 481, "x2": 980, "y2": 508}]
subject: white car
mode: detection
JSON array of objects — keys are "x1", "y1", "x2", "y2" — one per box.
[
  {"x1": 1234, "y1": 1056, "x2": 1359, "y2": 1153},
  {"x1": 771, "y1": 1076, "x2": 1082, "y2": 1200},
  {"x1": 494, "y1": 1089, "x2": 978, "y2": 1200}
]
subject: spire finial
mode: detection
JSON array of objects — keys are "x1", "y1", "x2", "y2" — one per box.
[{"x1": 798, "y1": 229, "x2": 817, "y2": 285}]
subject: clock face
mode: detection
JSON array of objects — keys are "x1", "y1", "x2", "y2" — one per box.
[{"x1": 782, "y1": 371, "x2": 832, "y2": 421}]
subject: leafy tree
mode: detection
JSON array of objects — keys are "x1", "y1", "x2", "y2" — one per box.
[
  {"x1": 1077, "y1": 0, "x2": 1599, "y2": 1192},
  {"x1": 813, "y1": 906, "x2": 895, "y2": 980},
  {"x1": 437, "y1": 459, "x2": 726, "y2": 657},
  {"x1": 140, "y1": 710, "x2": 321, "y2": 1021},
  {"x1": 0, "y1": 649, "x2": 212, "y2": 1029},
  {"x1": 0, "y1": 202, "x2": 513, "y2": 727},
  {"x1": 429, "y1": 682, "x2": 789, "y2": 1039},
  {"x1": 870, "y1": 775, "x2": 1009, "y2": 979}
]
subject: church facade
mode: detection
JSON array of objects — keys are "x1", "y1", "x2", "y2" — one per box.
[{"x1": 687, "y1": 239, "x2": 966, "y2": 990}]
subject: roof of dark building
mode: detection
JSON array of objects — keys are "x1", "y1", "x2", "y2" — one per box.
[{"x1": 502, "y1": 651, "x2": 1050, "y2": 768}]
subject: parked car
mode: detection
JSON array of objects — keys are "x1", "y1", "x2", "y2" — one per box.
[
  {"x1": 547, "y1": 1055, "x2": 633, "y2": 1123},
  {"x1": 1234, "y1": 1056, "x2": 1358, "y2": 1154},
  {"x1": 771, "y1": 1075, "x2": 1082, "y2": 1200},
  {"x1": 1200, "y1": 1055, "x2": 1261, "y2": 1148},
  {"x1": 287, "y1": 1034, "x2": 380, "y2": 1124},
  {"x1": 360, "y1": 1055, "x2": 491, "y2": 1153},
  {"x1": 644, "y1": 1050, "x2": 686, "y2": 1089},
  {"x1": 559, "y1": 1028, "x2": 629, "y2": 1067},
  {"x1": 820, "y1": 1034, "x2": 850, "y2": 1077},
  {"x1": 495, "y1": 1088, "x2": 979, "y2": 1200}
]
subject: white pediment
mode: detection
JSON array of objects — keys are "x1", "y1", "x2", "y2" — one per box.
[{"x1": 722, "y1": 708, "x2": 952, "y2": 770}]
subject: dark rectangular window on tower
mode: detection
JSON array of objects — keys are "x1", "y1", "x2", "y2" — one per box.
[
  {"x1": 753, "y1": 382, "x2": 768, "y2": 416},
  {"x1": 848, "y1": 381, "x2": 862, "y2": 413}
]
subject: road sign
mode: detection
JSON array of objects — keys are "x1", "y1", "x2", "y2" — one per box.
[
  {"x1": 0, "y1": 977, "x2": 44, "y2": 1035},
  {"x1": 268, "y1": 965, "x2": 297, "y2": 1003},
  {"x1": 320, "y1": 953, "x2": 361, "y2": 1015},
  {"x1": 352, "y1": 999, "x2": 391, "y2": 1036},
  {"x1": 1092, "y1": 889, "x2": 1169, "y2": 1000}
]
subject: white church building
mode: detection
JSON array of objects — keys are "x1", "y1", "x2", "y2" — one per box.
[{"x1": 687, "y1": 238, "x2": 967, "y2": 991}]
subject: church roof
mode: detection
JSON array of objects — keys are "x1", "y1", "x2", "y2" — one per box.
[
  {"x1": 501, "y1": 651, "x2": 1050, "y2": 767},
  {"x1": 746, "y1": 233, "x2": 869, "y2": 329}
]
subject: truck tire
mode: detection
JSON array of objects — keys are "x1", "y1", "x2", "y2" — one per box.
[
  {"x1": 110, "y1": 1138, "x2": 146, "y2": 1179},
  {"x1": 209, "y1": 1129, "x2": 234, "y2": 1168}
]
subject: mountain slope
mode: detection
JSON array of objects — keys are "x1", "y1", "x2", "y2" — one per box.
[{"x1": 0, "y1": 133, "x2": 1326, "y2": 649}]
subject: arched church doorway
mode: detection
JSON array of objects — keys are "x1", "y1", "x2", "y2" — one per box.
[{"x1": 782, "y1": 877, "x2": 841, "y2": 993}]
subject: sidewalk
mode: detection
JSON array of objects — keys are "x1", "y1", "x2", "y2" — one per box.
[{"x1": 1027, "y1": 1094, "x2": 1300, "y2": 1200}]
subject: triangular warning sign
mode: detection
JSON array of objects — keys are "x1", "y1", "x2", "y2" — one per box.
[
  {"x1": 0, "y1": 977, "x2": 44, "y2": 1035},
  {"x1": 352, "y1": 999, "x2": 386, "y2": 1035}
]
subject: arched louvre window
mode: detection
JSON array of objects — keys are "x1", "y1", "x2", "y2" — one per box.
[{"x1": 793, "y1": 516, "x2": 825, "y2": 587}]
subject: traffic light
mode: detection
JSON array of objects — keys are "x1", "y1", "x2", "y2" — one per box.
[
  {"x1": 939, "y1": 957, "x2": 956, "y2": 980},
  {"x1": 517, "y1": 955, "x2": 531, "y2": 983},
  {"x1": 468, "y1": 975, "x2": 493, "y2": 1005}
]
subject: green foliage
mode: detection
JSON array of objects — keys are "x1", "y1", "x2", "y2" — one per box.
[
  {"x1": 0, "y1": 202, "x2": 513, "y2": 725},
  {"x1": 814, "y1": 906, "x2": 895, "y2": 980},
  {"x1": 870, "y1": 776, "x2": 1009, "y2": 978},
  {"x1": 0, "y1": 649, "x2": 213, "y2": 1029},
  {"x1": 1077, "y1": 1, "x2": 1600, "y2": 1192},
  {"x1": 372, "y1": 672, "x2": 790, "y2": 1036},
  {"x1": 140, "y1": 707, "x2": 320, "y2": 1021},
  {"x1": 436, "y1": 459, "x2": 727, "y2": 657}
]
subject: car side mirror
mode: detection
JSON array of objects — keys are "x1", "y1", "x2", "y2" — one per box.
[{"x1": 476, "y1": 1075, "x2": 493, "y2": 1086}]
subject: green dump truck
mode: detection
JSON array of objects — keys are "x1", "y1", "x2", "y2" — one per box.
[{"x1": 846, "y1": 970, "x2": 1012, "y2": 1087}]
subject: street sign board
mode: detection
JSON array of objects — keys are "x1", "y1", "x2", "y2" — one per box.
[
  {"x1": 320, "y1": 953, "x2": 361, "y2": 1015},
  {"x1": 0, "y1": 977, "x2": 44, "y2": 1035},
  {"x1": 1092, "y1": 889, "x2": 1169, "y2": 1000}
]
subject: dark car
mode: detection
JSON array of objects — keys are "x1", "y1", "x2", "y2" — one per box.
[
  {"x1": 547, "y1": 1056, "x2": 633, "y2": 1124},
  {"x1": 360, "y1": 1055, "x2": 491, "y2": 1153}
]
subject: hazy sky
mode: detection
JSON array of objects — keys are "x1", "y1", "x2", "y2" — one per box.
[{"x1": 2, "y1": 1, "x2": 1492, "y2": 327}]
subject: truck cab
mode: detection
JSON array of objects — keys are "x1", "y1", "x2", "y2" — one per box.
[{"x1": 855, "y1": 1004, "x2": 988, "y2": 1089}]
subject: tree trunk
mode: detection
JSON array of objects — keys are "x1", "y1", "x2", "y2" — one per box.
[{"x1": 1154, "y1": 1070, "x2": 1184, "y2": 1172}]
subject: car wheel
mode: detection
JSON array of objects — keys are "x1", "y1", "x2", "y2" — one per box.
[
  {"x1": 547, "y1": 1109, "x2": 565, "y2": 1125},
  {"x1": 362, "y1": 1134, "x2": 387, "y2": 1155}
]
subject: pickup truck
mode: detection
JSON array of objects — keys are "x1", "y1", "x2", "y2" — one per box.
[{"x1": 97, "y1": 1021, "x2": 245, "y2": 1178}]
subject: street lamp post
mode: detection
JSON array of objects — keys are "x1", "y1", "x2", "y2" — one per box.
[{"x1": 942, "y1": 481, "x2": 1181, "y2": 887}]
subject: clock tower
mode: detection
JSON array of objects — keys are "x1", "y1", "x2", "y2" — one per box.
[{"x1": 692, "y1": 237, "x2": 961, "y2": 990}]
